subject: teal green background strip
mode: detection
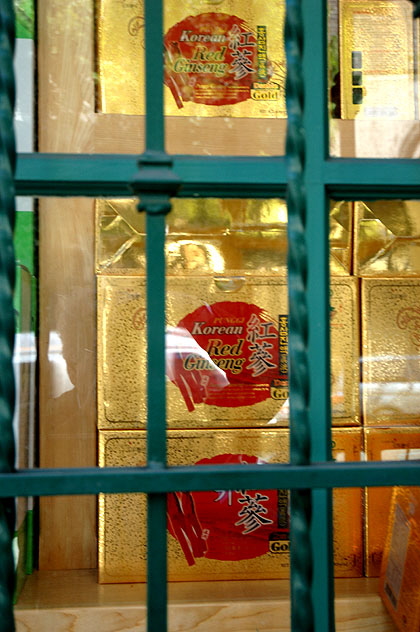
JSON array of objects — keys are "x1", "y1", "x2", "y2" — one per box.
[
  {"x1": 14, "y1": 0, "x2": 33, "y2": 39},
  {"x1": 13, "y1": 211, "x2": 33, "y2": 273}
]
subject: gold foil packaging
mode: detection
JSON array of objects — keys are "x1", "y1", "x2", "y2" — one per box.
[
  {"x1": 96, "y1": 192, "x2": 362, "y2": 583},
  {"x1": 354, "y1": 200, "x2": 420, "y2": 277},
  {"x1": 96, "y1": 199, "x2": 359, "y2": 429},
  {"x1": 361, "y1": 279, "x2": 420, "y2": 426},
  {"x1": 96, "y1": 198, "x2": 353, "y2": 277},
  {"x1": 96, "y1": 198, "x2": 358, "y2": 429},
  {"x1": 98, "y1": 428, "x2": 363, "y2": 583},
  {"x1": 340, "y1": 0, "x2": 416, "y2": 120},
  {"x1": 379, "y1": 486, "x2": 420, "y2": 632},
  {"x1": 96, "y1": 198, "x2": 287, "y2": 277},
  {"x1": 96, "y1": 0, "x2": 286, "y2": 118},
  {"x1": 364, "y1": 428, "x2": 420, "y2": 577},
  {"x1": 97, "y1": 275, "x2": 359, "y2": 429}
]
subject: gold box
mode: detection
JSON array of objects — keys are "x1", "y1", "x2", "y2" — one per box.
[
  {"x1": 95, "y1": 198, "x2": 353, "y2": 277},
  {"x1": 379, "y1": 486, "x2": 420, "y2": 632},
  {"x1": 97, "y1": 0, "x2": 286, "y2": 118},
  {"x1": 354, "y1": 200, "x2": 420, "y2": 277},
  {"x1": 361, "y1": 279, "x2": 420, "y2": 426},
  {"x1": 98, "y1": 428, "x2": 362, "y2": 583},
  {"x1": 97, "y1": 275, "x2": 359, "y2": 429},
  {"x1": 339, "y1": 0, "x2": 415, "y2": 120},
  {"x1": 364, "y1": 427, "x2": 420, "y2": 577}
]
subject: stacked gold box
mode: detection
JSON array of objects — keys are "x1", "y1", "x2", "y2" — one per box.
[
  {"x1": 339, "y1": 0, "x2": 420, "y2": 582},
  {"x1": 96, "y1": 197, "x2": 363, "y2": 582},
  {"x1": 353, "y1": 199, "x2": 420, "y2": 577},
  {"x1": 95, "y1": 0, "x2": 420, "y2": 585},
  {"x1": 99, "y1": 428, "x2": 362, "y2": 582}
]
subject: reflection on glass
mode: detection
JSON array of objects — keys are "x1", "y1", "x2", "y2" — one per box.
[
  {"x1": 36, "y1": 198, "x2": 97, "y2": 572},
  {"x1": 362, "y1": 278, "x2": 420, "y2": 426},
  {"x1": 47, "y1": 331, "x2": 74, "y2": 398}
]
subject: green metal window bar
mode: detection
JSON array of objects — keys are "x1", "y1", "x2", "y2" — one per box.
[{"x1": 1, "y1": 0, "x2": 420, "y2": 630}]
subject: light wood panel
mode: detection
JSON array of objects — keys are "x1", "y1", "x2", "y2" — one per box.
[
  {"x1": 14, "y1": 572, "x2": 397, "y2": 632},
  {"x1": 38, "y1": 197, "x2": 97, "y2": 570},
  {"x1": 37, "y1": 0, "x2": 97, "y2": 569}
]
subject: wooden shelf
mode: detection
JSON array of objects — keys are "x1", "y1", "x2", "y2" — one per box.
[{"x1": 14, "y1": 571, "x2": 396, "y2": 631}]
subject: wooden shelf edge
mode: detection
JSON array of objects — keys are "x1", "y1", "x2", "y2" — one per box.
[{"x1": 14, "y1": 570, "x2": 397, "y2": 631}]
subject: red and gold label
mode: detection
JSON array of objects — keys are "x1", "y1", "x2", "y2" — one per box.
[
  {"x1": 168, "y1": 301, "x2": 286, "y2": 411},
  {"x1": 97, "y1": 276, "x2": 359, "y2": 429},
  {"x1": 98, "y1": 428, "x2": 363, "y2": 582},
  {"x1": 96, "y1": 0, "x2": 286, "y2": 118},
  {"x1": 164, "y1": 13, "x2": 280, "y2": 109},
  {"x1": 167, "y1": 454, "x2": 287, "y2": 565}
]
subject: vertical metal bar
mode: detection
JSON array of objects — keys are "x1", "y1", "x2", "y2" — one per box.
[
  {"x1": 143, "y1": 1, "x2": 168, "y2": 631},
  {"x1": 410, "y1": 1, "x2": 420, "y2": 18},
  {"x1": 285, "y1": 0, "x2": 334, "y2": 629},
  {"x1": 144, "y1": 0, "x2": 165, "y2": 152},
  {"x1": 285, "y1": 0, "x2": 313, "y2": 628},
  {"x1": 0, "y1": 2, "x2": 16, "y2": 631},
  {"x1": 303, "y1": 0, "x2": 334, "y2": 628},
  {"x1": 145, "y1": 208, "x2": 168, "y2": 632}
]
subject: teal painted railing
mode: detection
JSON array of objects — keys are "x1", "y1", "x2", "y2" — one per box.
[
  {"x1": 1, "y1": 0, "x2": 420, "y2": 631},
  {"x1": 0, "y1": 3, "x2": 16, "y2": 631}
]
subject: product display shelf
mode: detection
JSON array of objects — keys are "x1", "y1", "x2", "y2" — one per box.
[
  {"x1": 14, "y1": 571, "x2": 396, "y2": 632},
  {"x1": 30, "y1": 4, "x2": 416, "y2": 631}
]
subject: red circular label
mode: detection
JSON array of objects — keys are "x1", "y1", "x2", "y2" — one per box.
[
  {"x1": 164, "y1": 13, "x2": 261, "y2": 107},
  {"x1": 168, "y1": 301, "x2": 280, "y2": 409},
  {"x1": 167, "y1": 454, "x2": 280, "y2": 563}
]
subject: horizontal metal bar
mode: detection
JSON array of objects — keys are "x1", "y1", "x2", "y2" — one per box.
[
  {"x1": 325, "y1": 159, "x2": 420, "y2": 199},
  {"x1": 1, "y1": 461, "x2": 420, "y2": 497},
  {"x1": 16, "y1": 154, "x2": 420, "y2": 199},
  {"x1": 173, "y1": 155, "x2": 287, "y2": 197},
  {"x1": 15, "y1": 153, "x2": 287, "y2": 198}
]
